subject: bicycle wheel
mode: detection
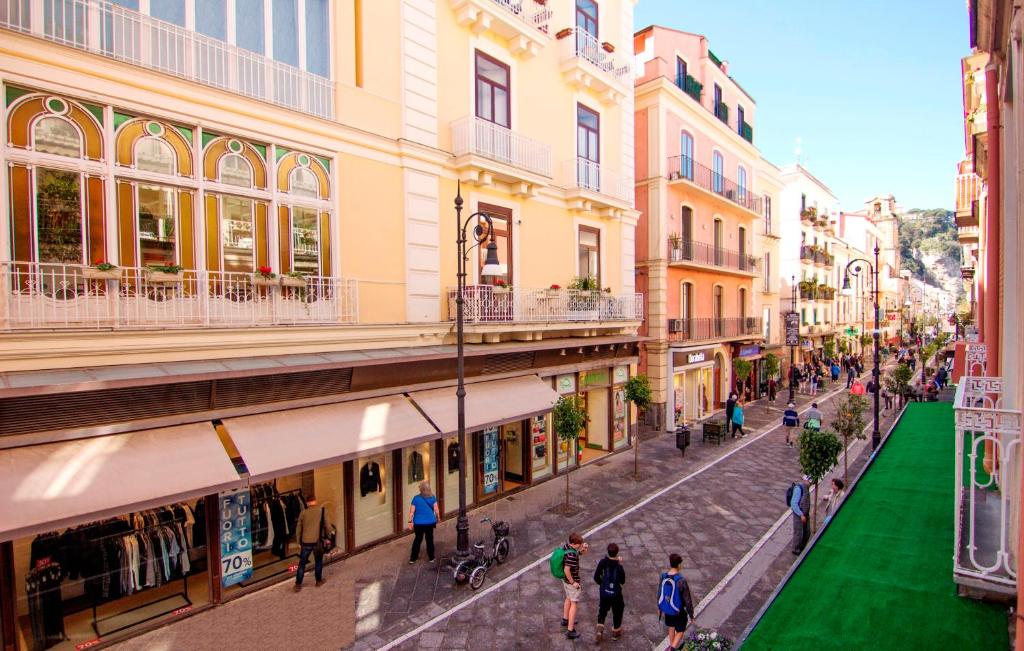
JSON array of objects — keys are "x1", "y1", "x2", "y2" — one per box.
[
  {"x1": 469, "y1": 566, "x2": 486, "y2": 590},
  {"x1": 495, "y1": 538, "x2": 510, "y2": 564}
]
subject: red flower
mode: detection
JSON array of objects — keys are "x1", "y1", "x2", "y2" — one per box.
[
  {"x1": 258, "y1": 266, "x2": 272, "y2": 274},
  {"x1": 494, "y1": 279, "x2": 507, "y2": 287},
  {"x1": 549, "y1": 284, "x2": 561, "y2": 290}
]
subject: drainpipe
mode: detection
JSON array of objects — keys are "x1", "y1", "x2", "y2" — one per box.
[{"x1": 980, "y1": 63, "x2": 1002, "y2": 481}]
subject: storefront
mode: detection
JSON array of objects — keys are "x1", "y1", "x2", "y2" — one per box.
[
  {"x1": 576, "y1": 365, "x2": 632, "y2": 465},
  {"x1": 668, "y1": 347, "x2": 716, "y2": 428},
  {"x1": 732, "y1": 344, "x2": 764, "y2": 401}
]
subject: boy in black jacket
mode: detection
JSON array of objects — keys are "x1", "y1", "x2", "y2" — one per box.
[{"x1": 593, "y1": 542, "x2": 626, "y2": 642}]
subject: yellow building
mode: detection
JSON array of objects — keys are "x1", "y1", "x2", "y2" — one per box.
[{"x1": 0, "y1": 2, "x2": 640, "y2": 648}]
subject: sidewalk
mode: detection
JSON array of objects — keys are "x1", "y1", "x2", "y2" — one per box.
[{"x1": 113, "y1": 374, "x2": 888, "y2": 651}]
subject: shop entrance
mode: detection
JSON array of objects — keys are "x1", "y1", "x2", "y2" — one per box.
[
  {"x1": 579, "y1": 389, "x2": 611, "y2": 465},
  {"x1": 501, "y1": 421, "x2": 527, "y2": 490}
]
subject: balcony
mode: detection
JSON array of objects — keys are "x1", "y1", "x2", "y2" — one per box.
[
  {"x1": 800, "y1": 245, "x2": 815, "y2": 263},
  {"x1": 667, "y1": 316, "x2": 762, "y2": 343},
  {"x1": 715, "y1": 101, "x2": 729, "y2": 125},
  {"x1": 667, "y1": 238, "x2": 758, "y2": 276},
  {"x1": 954, "y1": 368, "x2": 1021, "y2": 596},
  {"x1": 800, "y1": 323, "x2": 833, "y2": 336},
  {"x1": 451, "y1": 116, "x2": 552, "y2": 192},
  {"x1": 0, "y1": 0, "x2": 334, "y2": 119},
  {"x1": 740, "y1": 121, "x2": 753, "y2": 144},
  {"x1": 799, "y1": 283, "x2": 836, "y2": 301},
  {"x1": 561, "y1": 158, "x2": 632, "y2": 214},
  {"x1": 557, "y1": 27, "x2": 631, "y2": 105},
  {"x1": 449, "y1": 0, "x2": 551, "y2": 59},
  {"x1": 0, "y1": 262, "x2": 357, "y2": 330},
  {"x1": 674, "y1": 73, "x2": 703, "y2": 102},
  {"x1": 667, "y1": 155, "x2": 764, "y2": 215}
]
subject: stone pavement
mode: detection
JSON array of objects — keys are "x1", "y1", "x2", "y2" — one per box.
[{"x1": 113, "y1": 373, "x2": 888, "y2": 651}]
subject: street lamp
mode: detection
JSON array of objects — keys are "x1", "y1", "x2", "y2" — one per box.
[
  {"x1": 789, "y1": 274, "x2": 798, "y2": 403},
  {"x1": 842, "y1": 243, "x2": 882, "y2": 450},
  {"x1": 902, "y1": 298, "x2": 911, "y2": 344},
  {"x1": 452, "y1": 183, "x2": 502, "y2": 563}
]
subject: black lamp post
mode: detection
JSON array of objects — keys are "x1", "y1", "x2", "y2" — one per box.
[
  {"x1": 452, "y1": 183, "x2": 503, "y2": 562},
  {"x1": 842, "y1": 243, "x2": 881, "y2": 450},
  {"x1": 788, "y1": 274, "x2": 797, "y2": 403}
]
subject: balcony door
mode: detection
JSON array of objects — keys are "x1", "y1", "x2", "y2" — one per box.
[
  {"x1": 577, "y1": 104, "x2": 600, "y2": 191},
  {"x1": 713, "y1": 218, "x2": 723, "y2": 266},
  {"x1": 578, "y1": 225, "x2": 600, "y2": 286},
  {"x1": 680, "y1": 132, "x2": 694, "y2": 180},
  {"x1": 680, "y1": 206, "x2": 693, "y2": 260},
  {"x1": 478, "y1": 203, "x2": 512, "y2": 286},
  {"x1": 713, "y1": 285, "x2": 723, "y2": 337},
  {"x1": 576, "y1": 0, "x2": 598, "y2": 58},
  {"x1": 475, "y1": 51, "x2": 511, "y2": 164},
  {"x1": 738, "y1": 225, "x2": 747, "y2": 270}
]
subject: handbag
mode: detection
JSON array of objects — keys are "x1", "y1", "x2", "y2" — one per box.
[{"x1": 318, "y1": 506, "x2": 337, "y2": 553}]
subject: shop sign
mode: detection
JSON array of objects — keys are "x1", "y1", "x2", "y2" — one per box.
[
  {"x1": 482, "y1": 428, "x2": 500, "y2": 495},
  {"x1": 579, "y1": 368, "x2": 609, "y2": 389},
  {"x1": 613, "y1": 365, "x2": 629, "y2": 384},
  {"x1": 219, "y1": 488, "x2": 254, "y2": 587},
  {"x1": 613, "y1": 389, "x2": 626, "y2": 442},
  {"x1": 556, "y1": 373, "x2": 576, "y2": 394},
  {"x1": 785, "y1": 312, "x2": 800, "y2": 346},
  {"x1": 739, "y1": 345, "x2": 761, "y2": 358},
  {"x1": 672, "y1": 348, "x2": 714, "y2": 368}
]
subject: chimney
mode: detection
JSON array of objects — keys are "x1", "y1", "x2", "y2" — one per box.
[{"x1": 721, "y1": 60, "x2": 729, "y2": 74}]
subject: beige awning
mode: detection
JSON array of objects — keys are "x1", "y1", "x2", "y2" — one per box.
[
  {"x1": 409, "y1": 375, "x2": 559, "y2": 436},
  {"x1": 222, "y1": 395, "x2": 439, "y2": 483},
  {"x1": 0, "y1": 423, "x2": 241, "y2": 542}
]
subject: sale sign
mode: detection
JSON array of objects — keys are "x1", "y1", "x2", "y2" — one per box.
[{"x1": 219, "y1": 489, "x2": 254, "y2": 587}]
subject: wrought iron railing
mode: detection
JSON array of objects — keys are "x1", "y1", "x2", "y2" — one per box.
[
  {"x1": 667, "y1": 155, "x2": 763, "y2": 213},
  {"x1": 0, "y1": 261, "x2": 357, "y2": 329},
  {"x1": 715, "y1": 101, "x2": 729, "y2": 124},
  {"x1": 667, "y1": 238, "x2": 757, "y2": 273},
  {"x1": 447, "y1": 286, "x2": 643, "y2": 323},
  {"x1": 484, "y1": 0, "x2": 551, "y2": 32},
  {"x1": 451, "y1": 116, "x2": 552, "y2": 177},
  {"x1": 0, "y1": 0, "x2": 334, "y2": 118},
  {"x1": 740, "y1": 121, "x2": 753, "y2": 143},
  {"x1": 667, "y1": 316, "x2": 762, "y2": 342}
]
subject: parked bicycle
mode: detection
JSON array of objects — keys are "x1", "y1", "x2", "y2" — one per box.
[{"x1": 452, "y1": 516, "x2": 510, "y2": 590}]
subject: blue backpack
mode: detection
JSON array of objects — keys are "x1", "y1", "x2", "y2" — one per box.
[{"x1": 657, "y1": 572, "x2": 684, "y2": 615}]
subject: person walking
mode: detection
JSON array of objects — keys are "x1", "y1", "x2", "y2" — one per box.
[
  {"x1": 830, "y1": 361, "x2": 840, "y2": 384},
  {"x1": 731, "y1": 399, "x2": 746, "y2": 438},
  {"x1": 725, "y1": 392, "x2": 738, "y2": 433},
  {"x1": 558, "y1": 532, "x2": 588, "y2": 639},
  {"x1": 408, "y1": 481, "x2": 440, "y2": 564},
  {"x1": 809, "y1": 371, "x2": 819, "y2": 396},
  {"x1": 768, "y1": 376, "x2": 778, "y2": 403},
  {"x1": 846, "y1": 365, "x2": 856, "y2": 389},
  {"x1": 805, "y1": 402, "x2": 823, "y2": 431},
  {"x1": 789, "y1": 476, "x2": 812, "y2": 554},
  {"x1": 658, "y1": 553, "x2": 696, "y2": 651},
  {"x1": 294, "y1": 494, "x2": 330, "y2": 591},
  {"x1": 782, "y1": 402, "x2": 800, "y2": 447},
  {"x1": 937, "y1": 366, "x2": 949, "y2": 390},
  {"x1": 821, "y1": 478, "x2": 846, "y2": 524},
  {"x1": 882, "y1": 386, "x2": 894, "y2": 410},
  {"x1": 593, "y1": 542, "x2": 626, "y2": 642}
]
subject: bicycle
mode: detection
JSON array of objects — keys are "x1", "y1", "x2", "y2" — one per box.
[{"x1": 452, "y1": 516, "x2": 511, "y2": 590}]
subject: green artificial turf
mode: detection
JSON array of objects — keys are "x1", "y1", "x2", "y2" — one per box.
[{"x1": 744, "y1": 403, "x2": 1008, "y2": 650}]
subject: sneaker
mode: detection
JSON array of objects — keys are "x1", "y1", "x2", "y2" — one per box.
[
  {"x1": 596, "y1": 625, "x2": 604, "y2": 643},
  {"x1": 428, "y1": 558, "x2": 437, "y2": 564},
  {"x1": 408, "y1": 560, "x2": 416, "y2": 564},
  {"x1": 561, "y1": 618, "x2": 569, "y2": 628},
  {"x1": 611, "y1": 629, "x2": 621, "y2": 641},
  {"x1": 567, "y1": 629, "x2": 580, "y2": 640}
]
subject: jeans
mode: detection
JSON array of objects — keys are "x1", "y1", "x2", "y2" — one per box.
[
  {"x1": 730, "y1": 422, "x2": 744, "y2": 437},
  {"x1": 597, "y1": 594, "x2": 624, "y2": 629},
  {"x1": 296, "y1": 543, "x2": 323, "y2": 585},
  {"x1": 410, "y1": 523, "x2": 436, "y2": 561},
  {"x1": 792, "y1": 515, "x2": 809, "y2": 553}
]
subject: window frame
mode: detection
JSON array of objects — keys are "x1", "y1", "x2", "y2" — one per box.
[
  {"x1": 575, "y1": 0, "x2": 598, "y2": 38},
  {"x1": 577, "y1": 224, "x2": 601, "y2": 286},
  {"x1": 478, "y1": 203, "x2": 513, "y2": 285},
  {"x1": 712, "y1": 151, "x2": 724, "y2": 194},
  {"x1": 680, "y1": 131, "x2": 694, "y2": 180},
  {"x1": 737, "y1": 105, "x2": 745, "y2": 134},
  {"x1": 474, "y1": 50, "x2": 512, "y2": 128}
]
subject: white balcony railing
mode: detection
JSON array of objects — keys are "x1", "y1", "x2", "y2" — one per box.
[
  {"x1": 563, "y1": 158, "x2": 632, "y2": 203},
  {"x1": 447, "y1": 286, "x2": 642, "y2": 324},
  {"x1": 559, "y1": 27, "x2": 631, "y2": 86},
  {"x1": 0, "y1": 0, "x2": 334, "y2": 119},
  {"x1": 451, "y1": 116, "x2": 552, "y2": 177},
  {"x1": 485, "y1": 0, "x2": 551, "y2": 32},
  {"x1": 954, "y1": 374, "x2": 1022, "y2": 593},
  {"x1": 0, "y1": 261, "x2": 357, "y2": 329}
]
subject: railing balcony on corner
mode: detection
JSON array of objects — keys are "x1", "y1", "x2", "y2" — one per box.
[
  {"x1": 956, "y1": 172, "x2": 982, "y2": 213},
  {"x1": 564, "y1": 158, "x2": 632, "y2": 203},
  {"x1": 484, "y1": 0, "x2": 551, "y2": 33},
  {"x1": 953, "y1": 371, "x2": 1021, "y2": 593},
  {"x1": 800, "y1": 245, "x2": 815, "y2": 262},
  {"x1": 674, "y1": 73, "x2": 703, "y2": 102},
  {"x1": 667, "y1": 155, "x2": 763, "y2": 213},
  {"x1": 667, "y1": 238, "x2": 757, "y2": 273},
  {"x1": 0, "y1": 261, "x2": 357, "y2": 329},
  {"x1": 451, "y1": 116, "x2": 552, "y2": 177},
  {"x1": 447, "y1": 285, "x2": 643, "y2": 323},
  {"x1": 0, "y1": 0, "x2": 334, "y2": 119},
  {"x1": 667, "y1": 316, "x2": 762, "y2": 342},
  {"x1": 560, "y1": 27, "x2": 631, "y2": 86}
]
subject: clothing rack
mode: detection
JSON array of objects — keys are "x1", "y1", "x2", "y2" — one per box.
[{"x1": 243, "y1": 488, "x2": 305, "y2": 583}]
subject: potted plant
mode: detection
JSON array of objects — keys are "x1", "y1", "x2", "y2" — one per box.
[
  {"x1": 601, "y1": 41, "x2": 615, "y2": 53},
  {"x1": 668, "y1": 232, "x2": 681, "y2": 251},
  {"x1": 83, "y1": 259, "x2": 119, "y2": 281},
  {"x1": 492, "y1": 278, "x2": 510, "y2": 294},
  {"x1": 280, "y1": 271, "x2": 307, "y2": 288},
  {"x1": 252, "y1": 265, "x2": 277, "y2": 287},
  {"x1": 546, "y1": 283, "x2": 562, "y2": 297},
  {"x1": 568, "y1": 276, "x2": 600, "y2": 319},
  {"x1": 144, "y1": 263, "x2": 184, "y2": 283},
  {"x1": 556, "y1": 27, "x2": 573, "y2": 39}
]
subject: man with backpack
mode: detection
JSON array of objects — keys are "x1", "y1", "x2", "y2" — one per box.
[
  {"x1": 658, "y1": 553, "x2": 695, "y2": 650},
  {"x1": 804, "y1": 402, "x2": 823, "y2": 431},
  {"x1": 789, "y1": 476, "x2": 812, "y2": 554},
  {"x1": 551, "y1": 532, "x2": 588, "y2": 639},
  {"x1": 593, "y1": 542, "x2": 626, "y2": 642}
]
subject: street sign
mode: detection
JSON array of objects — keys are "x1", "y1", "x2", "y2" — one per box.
[{"x1": 785, "y1": 312, "x2": 800, "y2": 346}]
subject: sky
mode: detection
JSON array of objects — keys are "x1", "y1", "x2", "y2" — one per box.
[{"x1": 634, "y1": 1, "x2": 968, "y2": 211}]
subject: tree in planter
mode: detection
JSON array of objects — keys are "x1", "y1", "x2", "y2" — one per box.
[
  {"x1": 732, "y1": 358, "x2": 752, "y2": 397},
  {"x1": 623, "y1": 375, "x2": 652, "y2": 480},
  {"x1": 798, "y1": 427, "x2": 843, "y2": 531},
  {"x1": 883, "y1": 364, "x2": 914, "y2": 406},
  {"x1": 763, "y1": 353, "x2": 780, "y2": 412},
  {"x1": 832, "y1": 393, "x2": 868, "y2": 484},
  {"x1": 553, "y1": 394, "x2": 588, "y2": 513},
  {"x1": 859, "y1": 333, "x2": 874, "y2": 351}
]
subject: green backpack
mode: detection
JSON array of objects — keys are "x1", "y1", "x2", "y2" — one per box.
[{"x1": 550, "y1": 546, "x2": 567, "y2": 579}]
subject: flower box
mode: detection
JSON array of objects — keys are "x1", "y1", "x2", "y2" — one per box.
[
  {"x1": 556, "y1": 27, "x2": 572, "y2": 39},
  {"x1": 492, "y1": 286, "x2": 510, "y2": 295},
  {"x1": 280, "y1": 275, "x2": 308, "y2": 288},
  {"x1": 144, "y1": 270, "x2": 183, "y2": 283},
  {"x1": 251, "y1": 275, "x2": 277, "y2": 287},
  {"x1": 545, "y1": 289, "x2": 562, "y2": 297},
  {"x1": 601, "y1": 42, "x2": 615, "y2": 53},
  {"x1": 82, "y1": 267, "x2": 120, "y2": 281}
]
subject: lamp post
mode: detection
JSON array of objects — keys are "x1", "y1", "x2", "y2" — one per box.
[
  {"x1": 452, "y1": 183, "x2": 503, "y2": 562},
  {"x1": 842, "y1": 243, "x2": 882, "y2": 450}
]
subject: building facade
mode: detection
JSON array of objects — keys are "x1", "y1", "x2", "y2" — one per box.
[
  {"x1": 0, "y1": 2, "x2": 642, "y2": 649},
  {"x1": 633, "y1": 25, "x2": 763, "y2": 431}
]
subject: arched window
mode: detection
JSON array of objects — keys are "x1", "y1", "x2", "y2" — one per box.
[
  {"x1": 712, "y1": 151, "x2": 724, "y2": 194},
  {"x1": 220, "y1": 154, "x2": 254, "y2": 188},
  {"x1": 680, "y1": 132, "x2": 694, "y2": 179},
  {"x1": 289, "y1": 166, "x2": 319, "y2": 198},
  {"x1": 737, "y1": 165, "x2": 747, "y2": 201},
  {"x1": 135, "y1": 138, "x2": 176, "y2": 175},
  {"x1": 679, "y1": 206, "x2": 693, "y2": 260},
  {"x1": 34, "y1": 116, "x2": 81, "y2": 157}
]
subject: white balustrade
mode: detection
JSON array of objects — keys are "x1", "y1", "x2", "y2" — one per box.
[
  {"x1": 487, "y1": 0, "x2": 551, "y2": 31},
  {"x1": 0, "y1": 261, "x2": 357, "y2": 329},
  {"x1": 451, "y1": 116, "x2": 552, "y2": 177},
  {"x1": 562, "y1": 158, "x2": 632, "y2": 203},
  {"x1": 561, "y1": 27, "x2": 631, "y2": 85},
  {"x1": 447, "y1": 286, "x2": 643, "y2": 324},
  {"x1": 0, "y1": 0, "x2": 334, "y2": 119},
  {"x1": 953, "y1": 375, "x2": 1022, "y2": 592}
]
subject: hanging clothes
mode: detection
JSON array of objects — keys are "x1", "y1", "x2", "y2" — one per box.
[
  {"x1": 408, "y1": 451, "x2": 425, "y2": 484},
  {"x1": 447, "y1": 442, "x2": 460, "y2": 474},
  {"x1": 26, "y1": 562, "x2": 65, "y2": 650},
  {"x1": 360, "y1": 461, "x2": 383, "y2": 497}
]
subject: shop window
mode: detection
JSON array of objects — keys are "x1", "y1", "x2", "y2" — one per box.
[
  {"x1": 529, "y1": 414, "x2": 552, "y2": 481},
  {"x1": 443, "y1": 436, "x2": 475, "y2": 515},
  {"x1": 612, "y1": 386, "x2": 627, "y2": 449},
  {"x1": 221, "y1": 196, "x2": 255, "y2": 272},
  {"x1": 135, "y1": 138, "x2": 177, "y2": 175},
  {"x1": 36, "y1": 168, "x2": 84, "y2": 264},
  {"x1": 402, "y1": 443, "x2": 435, "y2": 514},
  {"x1": 219, "y1": 154, "x2": 253, "y2": 188},
  {"x1": 138, "y1": 185, "x2": 177, "y2": 266},
  {"x1": 34, "y1": 116, "x2": 81, "y2": 158},
  {"x1": 354, "y1": 454, "x2": 394, "y2": 547},
  {"x1": 291, "y1": 207, "x2": 320, "y2": 275}
]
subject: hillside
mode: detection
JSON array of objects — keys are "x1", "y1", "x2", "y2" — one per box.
[{"x1": 898, "y1": 208, "x2": 962, "y2": 299}]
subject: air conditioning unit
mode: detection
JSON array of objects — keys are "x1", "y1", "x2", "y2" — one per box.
[
  {"x1": 725, "y1": 189, "x2": 736, "y2": 200},
  {"x1": 668, "y1": 319, "x2": 684, "y2": 333},
  {"x1": 669, "y1": 171, "x2": 681, "y2": 180}
]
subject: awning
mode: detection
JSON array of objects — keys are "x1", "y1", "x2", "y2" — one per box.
[
  {"x1": 222, "y1": 395, "x2": 439, "y2": 483},
  {"x1": 0, "y1": 423, "x2": 241, "y2": 542},
  {"x1": 409, "y1": 375, "x2": 559, "y2": 436}
]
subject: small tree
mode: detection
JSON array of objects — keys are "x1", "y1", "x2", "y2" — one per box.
[
  {"x1": 823, "y1": 339, "x2": 836, "y2": 360},
  {"x1": 859, "y1": 333, "x2": 874, "y2": 350},
  {"x1": 763, "y1": 353, "x2": 781, "y2": 380},
  {"x1": 837, "y1": 338, "x2": 849, "y2": 355},
  {"x1": 798, "y1": 427, "x2": 843, "y2": 531},
  {"x1": 553, "y1": 395, "x2": 587, "y2": 512},
  {"x1": 884, "y1": 364, "x2": 914, "y2": 406},
  {"x1": 624, "y1": 375, "x2": 652, "y2": 480},
  {"x1": 832, "y1": 393, "x2": 868, "y2": 484},
  {"x1": 732, "y1": 358, "x2": 752, "y2": 393}
]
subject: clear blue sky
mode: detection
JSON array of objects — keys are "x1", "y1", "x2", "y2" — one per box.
[{"x1": 634, "y1": 1, "x2": 967, "y2": 211}]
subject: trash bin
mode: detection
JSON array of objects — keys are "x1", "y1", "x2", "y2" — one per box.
[{"x1": 675, "y1": 426, "x2": 691, "y2": 456}]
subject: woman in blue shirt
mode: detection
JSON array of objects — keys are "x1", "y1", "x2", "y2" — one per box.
[{"x1": 408, "y1": 481, "x2": 441, "y2": 563}]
